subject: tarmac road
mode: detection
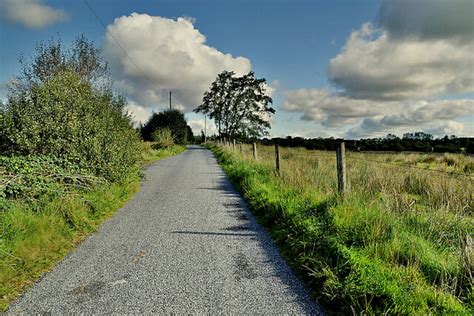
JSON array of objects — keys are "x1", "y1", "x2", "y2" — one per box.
[{"x1": 8, "y1": 145, "x2": 322, "y2": 314}]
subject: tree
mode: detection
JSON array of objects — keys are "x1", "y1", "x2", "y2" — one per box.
[
  {"x1": 2, "y1": 36, "x2": 140, "y2": 181},
  {"x1": 194, "y1": 71, "x2": 275, "y2": 140},
  {"x1": 15, "y1": 35, "x2": 109, "y2": 94},
  {"x1": 140, "y1": 109, "x2": 193, "y2": 144}
]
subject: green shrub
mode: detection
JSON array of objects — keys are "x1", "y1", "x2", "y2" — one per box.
[
  {"x1": 151, "y1": 128, "x2": 175, "y2": 149},
  {"x1": 0, "y1": 155, "x2": 105, "y2": 201},
  {"x1": 1, "y1": 36, "x2": 141, "y2": 181},
  {"x1": 2, "y1": 70, "x2": 140, "y2": 181},
  {"x1": 140, "y1": 109, "x2": 193, "y2": 144}
]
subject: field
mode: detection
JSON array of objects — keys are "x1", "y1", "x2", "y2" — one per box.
[{"x1": 210, "y1": 143, "x2": 473, "y2": 314}]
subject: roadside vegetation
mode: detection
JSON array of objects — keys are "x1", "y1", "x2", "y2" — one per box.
[
  {"x1": 208, "y1": 143, "x2": 473, "y2": 314},
  {"x1": 0, "y1": 36, "x2": 186, "y2": 311}
]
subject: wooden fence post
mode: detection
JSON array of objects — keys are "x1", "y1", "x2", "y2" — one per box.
[
  {"x1": 232, "y1": 139, "x2": 236, "y2": 151},
  {"x1": 336, "y1": 142, "x2": 346, "y2": 196},
  {"x1": 275, "y1": 144, "x2": 280, "y2": 176},
  {"x1": 239, "y1": 143, "x2": 243, "y2": 155},
  {"x1": 252, "y1": 142, "x2": 257, "y2": 160}
]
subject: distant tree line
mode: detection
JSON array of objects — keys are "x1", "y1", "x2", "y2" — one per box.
[{"x1": 261, "y1": 132, "x2": 474, "y2": 154}]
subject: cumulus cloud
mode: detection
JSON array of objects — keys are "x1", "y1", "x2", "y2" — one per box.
[
  {"x1": 426, "y1": 121, "x2": 466, "y2": 138},
  {"x1": 188, "y1": 119, "x2": 218, "y2": 136},
  {"x1": 347, "y1": 118, "x2": 468, "y2": 139},
  {"x1": 103, "y1": 13, "x2": 251, "y2": 113},
  {"x1": 378, "y1": 0, "x2": 474, "y2": 41},
  {"x1": 0, "y1": 0, "x2": 68, "y2": 28},
  {"x1": 124, "y1": 102, "x2": 152, "y2": 126},
  {"x1": 283, "y1": 88, "x2": 396, "y2": 127},
  {"x1": 284, "y1": 0, "x2": 474, "y2": 138},
  {"x1": 284, "y1": 88, "x2": 473, "y2": 138},
  {"x1": 328, "y1": 23, "x2": 474, "y2": 100}
]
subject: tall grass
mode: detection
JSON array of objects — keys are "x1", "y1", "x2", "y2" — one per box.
[{"x1": 212, "y1": 143, "x2": 473, "y2": 314}]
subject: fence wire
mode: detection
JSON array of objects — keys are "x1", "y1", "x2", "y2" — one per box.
[{"x1": 218, "y1": 142, "x2": 473, "y2": 180}]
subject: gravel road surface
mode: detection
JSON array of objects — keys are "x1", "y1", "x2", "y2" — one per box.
[{"x1": 8, "y1": 145, "x2": 323, "y2": 314}]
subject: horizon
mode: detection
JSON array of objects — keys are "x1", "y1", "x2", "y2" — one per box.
[{"x1": 1, "y1": 0, "x2": 473, "y2": 140}]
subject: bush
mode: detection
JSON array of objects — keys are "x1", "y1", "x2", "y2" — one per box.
[
  {"x1": 2, "y1": 71, "x2": 140, "y2": 181},
  {"x1": 151, "y1": 128, "x2": 175, "y2": 149},
  {"x1": 0, "y1": 155, "x2": 105, "y2": 200},
  {"x1": 1, "y1": 36, "x2": 141, "y2": 181},
  {"x1": 140, "y1": 109, "x2": 193, "y2": 144}
]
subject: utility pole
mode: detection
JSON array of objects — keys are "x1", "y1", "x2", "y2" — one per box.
[
  {"x1": 169, "y1": 91, "x2": 172, "y2": 110},
  {"x1": 204, "y1": 116, "x2": 207, "y2": 143}
]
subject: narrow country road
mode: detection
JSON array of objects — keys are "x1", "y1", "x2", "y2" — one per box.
[{"x1": 8, "y1": 146, "x2": 322, "y2": 314}]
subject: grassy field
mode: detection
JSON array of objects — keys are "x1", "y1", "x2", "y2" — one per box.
[
  {"x1": 0, "y1": 144, "x2": 186, "y2": 311},
  {"x1": 210, "y1": 143, "x2": 473, "y2": 314}
]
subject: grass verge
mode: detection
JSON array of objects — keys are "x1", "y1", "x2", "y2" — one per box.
[
  {"x1": 0, "y1": 144, "x2": 186, "y2": 311},
  {"x1": 206, "y1": 144, "x2": 472, "y2": 315}
]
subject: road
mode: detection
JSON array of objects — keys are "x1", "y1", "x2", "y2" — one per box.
[{"x1": 8, "y1": 145, "x2": 322, "y2": 314}]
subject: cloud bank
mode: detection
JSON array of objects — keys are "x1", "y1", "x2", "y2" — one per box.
[
  {"x1": 0, "y1": 0, "x2": 68, "y2": 28},
  {"x1": 103, "y1": 13, "x2": 251, "y2": 114},
  {"x1": 284, "y1": 0, "x2": 474, "y2": 138}
]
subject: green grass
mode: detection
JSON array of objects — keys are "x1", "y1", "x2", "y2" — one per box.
[
  {"x1": 208, "y1": 143, "x2": 473, "y2": 315},
  {"x1": 0, "y1": 144, "x2": 186, "y2": 311},
  {"x1": 140, "y1": 143, "x2": 187, "y2": 164}
]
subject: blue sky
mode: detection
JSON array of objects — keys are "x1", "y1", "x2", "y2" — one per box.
[{"x1": 1, "y1": 0, "x2": 472, "y2": 138}]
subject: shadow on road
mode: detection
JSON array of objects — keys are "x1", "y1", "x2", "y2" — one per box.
[{"x1": 170, "y1": 231, "x2": 256, "y2": 237}]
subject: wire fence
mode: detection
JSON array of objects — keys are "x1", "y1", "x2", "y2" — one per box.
[
  {"x1": 220, "y1": 141, "x2": 472, "y2": 176},
  {"x1": 215, "y1": 140, "x2": 473, "y2": 212}
]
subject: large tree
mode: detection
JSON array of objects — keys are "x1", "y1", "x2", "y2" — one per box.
[{"x1": 194, "y1": 71, "x2": 275, "y2": 139}]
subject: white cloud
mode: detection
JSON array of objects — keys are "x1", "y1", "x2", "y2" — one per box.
[
  {"x1": 328, "y1": 23, "x2": 474, "y2": 100},
  {"x1": 124, "y1": 102, "x2": 152, "y2": 127},
  {"x1": 283, "y1": 0, "x2": 474, "y2": 139},
  {"x1": 426, "y1": 121, "x2": 466, "y2": 138},
  {"x1": 283, "y1": 88, "x2": 474, "y2": 138},
  {"x1": 283, "y1": 88, "x2": 395, "y2": 127},
  {"x1": 347, "y1": 118, "x2": 468, "y2": 139},
  {"x1": 0, "y1": 0, "x2": 68, "y2": 28},
  {"x1": 188, "y1": 119, "x2": 217, "y2": 136},
  {"x1": 103, "y1": 13, "x2": 251, "y2": 113}
]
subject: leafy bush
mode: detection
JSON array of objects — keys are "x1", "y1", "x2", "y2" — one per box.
[
  {"x1": 1, "y1": 37, "x2": 141, "y2": 181},
  {"x1": 140, "y1": 109, "x2": 193, "y2": 144},
  {"x1": 151, "y1": 128, "x2": 175, "y2": 149},
  {"x1": 0, "y1": 155, "x2": 104, "y2": 200}
]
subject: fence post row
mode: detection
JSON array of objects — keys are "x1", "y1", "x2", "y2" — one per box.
[
  {"x1": 252, "y1": 142, "x2": 257, "y2": 160},
  {"x1": 275, "y1": 144, "x2": 280, "y2": 176},
  {"x1": 336, "y1": 142, "x2": 347, "y2": 196}
]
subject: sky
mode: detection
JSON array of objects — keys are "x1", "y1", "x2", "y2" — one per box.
[{"x1": 0, "y1": 0, "x2": 473, "y2": 139}]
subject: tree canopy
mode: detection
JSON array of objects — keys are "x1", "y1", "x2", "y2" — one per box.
[
  {"x1": 140, "y1": 109, "x2": 193, "y2": 144},
  {"x1": 194, "y1": 71, "x2": 275, "y2": 140}
]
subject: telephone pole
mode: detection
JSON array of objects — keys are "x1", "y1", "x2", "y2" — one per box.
[
  {"x1": 169, "y1": 91, "x2": 172, "y2": 110},
  {"x1": 204, "y1": 116, "x2": 207, "y2": 143}
]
